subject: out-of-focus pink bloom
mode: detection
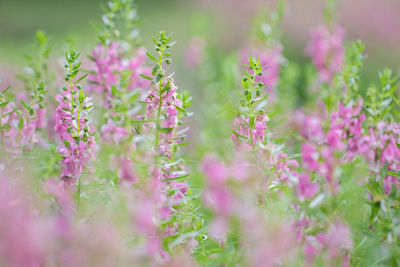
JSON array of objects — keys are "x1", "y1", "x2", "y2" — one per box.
[
  {"x1": 306, "y1": 25, "x2": 345, "y2": 83},
  {"x1": 201, "y1": 156, "x2": 234, "y2": 217},
  {"x1": 208, "y1": 216, "x2": 228, "y2": 242},
  {"x1": 326, "y1": 129, "x2": 344, "y2": 150},
  {"x1": 101, "y1": 119, "x2": 129, "y2": 145},
  {"x1": 303, "y1": 115, "x2": 325, "y2": 144},
  {"x1": 297, "y1": 173, "x2": 319, "y2": 200},
  {"x1": 0, "y1": 175, "x2": 45, "y2": 266},
  {"x1": 203, "y1": 186, "x2": 233, "y2": 215},
  {"x1": 317, "y1": 221, "x2": 353, "y2": 262},
  {"x1": 45, "y1": 178, "x2": 74, "y2": 214},
  {"x1": 248, "y1": 223, "x2": 297, "y2": 267},
  {"x1": 201, "y1": 155, "x2": 228, "y2": 185},
  {"x1": 229, "y1": 157, "x2": 250, "y2": 180},
  {"x1": 301, "y1": 143, "x2": 319, "y2": 172},
  {"x1": 184, "y1": 37, "x2": 206, "y2": 69},
  {"x1": 118, "y1": 157, "x2": 137, "y2": 184}
]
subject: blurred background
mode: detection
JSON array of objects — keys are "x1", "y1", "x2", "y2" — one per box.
[{"x1": 1, "y1": 0, "x2": 399, "y2": 88}]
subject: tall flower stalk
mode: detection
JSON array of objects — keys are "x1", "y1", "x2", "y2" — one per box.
[
  {"x1": 0, "y1": 31, "x2": 51, "y2": 155},
  {"x1": 56, "y1": 49, "x2": 96, "y2": 209},
  {"x1": 139, "y1": 32, "x2": 192, "y2": 168},
  {"x1": 232, "y1": 57, "x2": 269, "y2": 152},
  {"x1": 134, "y1": 32, "x2": 194, "y2": 258}
]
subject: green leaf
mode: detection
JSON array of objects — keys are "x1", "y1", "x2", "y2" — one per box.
[
  {"x1": 87, "y1": 54, "x2": 96, "y2": 62},
  {"x1": 249, "y1": 116, "x2": 255, "y2": 129},
  {"x1": 146, "y1": 52, "x2": 157, "y2": 62},
  {"x1": 140, "y1": 74, "x2": 153, "y2": 81},
  {"x1": 78, "y1": 90, "x2": 85, "y2": 103},
  {"x1": 20, "y1": 99, "x2": 28, "y2": 109},
  {"x1": 387, "y1": 170, "x2": 400, "y2": 177},
  {"x1": 18, "y1": 117, "x2": 24, "y2": 130},
  {"x1": 1, "y1": 85, "x2": 11, "y2": 93},
  {"x1": 392, "y1": 95, "x2": 400, "y2": 106},
  {"x1": 131, "y1": 120, "x2": 152, "y2": 123},
  {"x1": 35, "y1": 30, "x2": 47, "y2": 45},
  {"x1": 158, "y1": 127, "x2": 174, "y2": 133},
  {"x1": 232, "y1": 130, "x2": 249, "y2": 140},
  {"x1": 70, "y1": 69, "x2": 79, "y2": 79},
  {"x1": 161, "y1": 174, "x2": 189, "y2": 182},
  {"x1": 160, "y1": 80, "x2": 170, "y2": 95},
  {"x1": 175, "y1": 142, "x2": 190, "y2": 147},
  {"x1": 0, "y1": 101, "x2": 9, "y2": 108},
  {"x1": 173, "y1": 104, "x2": 186, "y2": 113},
  {"x1": 76, "y1": 73, "x2": 88, "y2": 84},
  {"x1": 155, "y1": 74, "x2": 162, "y2": 83},
  {"x1": 111, "y1": 85, "x2": 119, "y2": 96}
]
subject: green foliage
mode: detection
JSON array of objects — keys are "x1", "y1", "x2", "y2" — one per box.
[
  {"x1": 364, "y1": 68, "x2": 399, "y2": 123},
  {"x1": 95, "y1": 0, "x2": 140, "y2": 46},
  {"x1": 252, "y1": 1, "x2": 286, "y2": 45},
  {"x1": 342, "y1": 40, "x2": 365, "y2": 102}
]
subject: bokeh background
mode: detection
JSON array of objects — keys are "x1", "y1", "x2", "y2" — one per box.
[{"x1": 1, "y1": 0, "x2": 400, "y2": 91}]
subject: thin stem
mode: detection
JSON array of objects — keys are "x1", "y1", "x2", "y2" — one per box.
[
  {"x1": 76, "y1": 174, "x2": 82, "y2": 213},
  {"x1": 154, "y1": 46, "x2": 165, "y2": 149}
]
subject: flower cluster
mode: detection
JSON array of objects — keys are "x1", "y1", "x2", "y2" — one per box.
[
  {"x1": 0, "y1": 32, "x2": 50, "y2": 155},
  {"x1": 232, "y1": 57, "x2": 269, "y2": 152},
  {"x1": 55, "y1": 49, "x2": 96, "y2": 184},
  {"x1": 88, "y1": 43, "x2": 151, "y2": 104},
  {"x1": 1, "y1": 0, "x2": 400, "y2": 266},
  {"x1": 306, "y1": 25, "x2": 345, "y2": 84}
]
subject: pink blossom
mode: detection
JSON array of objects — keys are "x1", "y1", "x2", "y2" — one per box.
[
  {"x1": 88, "y1": 43, "x2": 151, "y2": 106},
  {"x1": 301, "y1": 143, "x2": 319, "y2": 172},
  {"x1": 101, "y1": 119, "x2": 129, "y2": 145},
  {"x1": 55, "y1": 86, "x2": 96, "y2": 184},
  {"x1": 0, "y1": 175, "x2": 45, "y2": 266},
  {"x1": 118, "y1": 157, "x2": 137, "y2": 184},
  {"x1": 184, "y1": 37, "x2": 206, "y2": 69},
  {"x1": 297, "y1": 173, "x2": 319, "y2": 200},
  {"x1": 317, "y1": 221, "x2": 353, "y2": 261},
  {"x1": 306, "y1": 25, "x2": 345, "y2": 83},
  {"x1": 201, "y1": 155, "x2": 229, "y2": 185}
]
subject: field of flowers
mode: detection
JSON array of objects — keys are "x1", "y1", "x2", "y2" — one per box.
[{"x1": 1, "y1": 0, "x2": 400, "y2": 266}]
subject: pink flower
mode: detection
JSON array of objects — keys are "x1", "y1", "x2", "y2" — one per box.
[
  {"x1": 297, "y1": 173, "x2": 319, "y2": 200},
  {"x1": 201, "y1": 155, "x2": 229, "y2": 185},
  {"x1": 55, "y1": 85, "x2": 96, "y2": 184},
  {"x1": 88, "y1": 43, "x2": 151, "y2": 107},
  {"x1": 184, "y1": 37, "x2": 206, "y2": 69},
  {"x1": 232, "y1": 113, "x2": 269, "y2": 151},
  {"x1": 0, "y1": 175, "x2": 45, "y2": 266},
  {"x1": 301, "y1": 143, "x2": 319, "y2": 172},
  {"x1": 118, "y1": 157, "x2": 137, "y2": 184},
  {"x1": 317, "y1": 221, "x2": 353, "y2": 261},
  {"x1": 101, "y1": 119, "x2": 129, "y2": 145},
  {"x1": 326, "y1": 129, "x2": 344, "y2": 150},
  {"x1": 306, "y1": 25, "x2": 345, "y2": 83}
]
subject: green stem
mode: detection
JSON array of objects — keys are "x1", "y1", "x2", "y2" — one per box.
[
  {"x1": 154, "y1": 46, "x2": 165, "y2": 150},
  {"x1": 76, "y1": 174, "x2": 82, "y2": 213}
]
